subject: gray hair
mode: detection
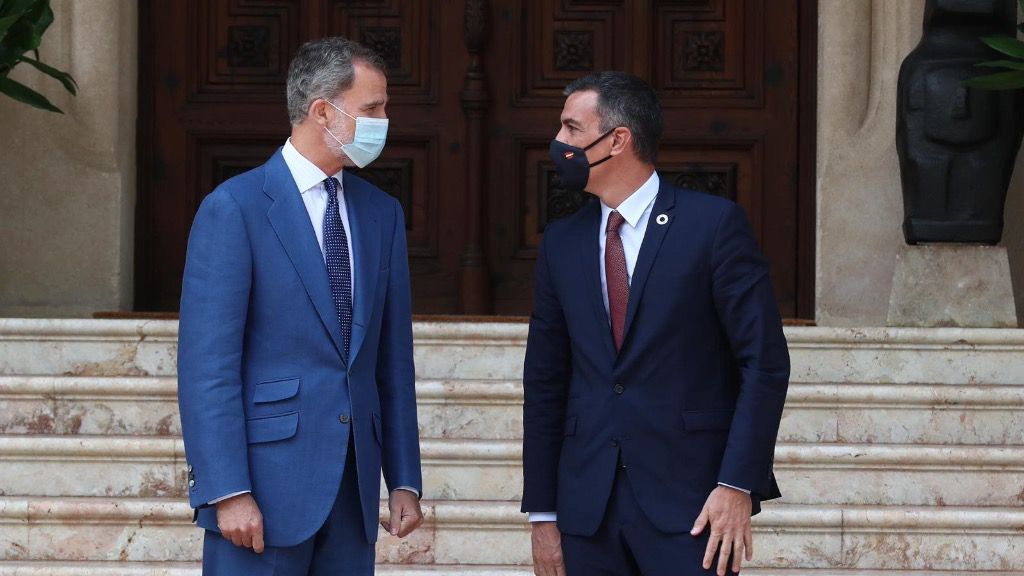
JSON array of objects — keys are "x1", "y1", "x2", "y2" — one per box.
[
  {"x1": 564, "y1": 71, "x2": 663, "y2": 164},
  {"x1": 286, "y1": 37, "x2": 387, "y2": 124}
]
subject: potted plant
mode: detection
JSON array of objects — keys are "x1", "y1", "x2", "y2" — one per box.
[
  {"x1": 0, "y1": 0, "x2": 76, "y2": 113},
  {"x1": 966, "y1": 0, "x2": 1024, "y2": 90}
]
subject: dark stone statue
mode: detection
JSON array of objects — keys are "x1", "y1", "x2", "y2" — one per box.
[{"x1": 897, "y1": 0, "x2": 1024, "y2": 245}]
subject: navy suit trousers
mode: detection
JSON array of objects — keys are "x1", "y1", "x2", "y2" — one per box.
[{"x1": 561, "y1": 463, "x2": 737, "y2": 576}]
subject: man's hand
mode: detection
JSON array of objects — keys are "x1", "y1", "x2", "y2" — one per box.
[
  {"x1": 381, "y1": 490, "x2": 423, "y2": 538},
  {"x1": 215, "y1": 493, "x2": 265, "y2": 553},
  {"x1": 531, "y1": 521, "x2": 566, "y2": 576},
  {"x1": 690, "y1": 486, "x2": 753, "y2": 576}
]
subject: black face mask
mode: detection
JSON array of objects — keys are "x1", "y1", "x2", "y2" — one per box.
[{"x1": 549, "y1": 128, "x2": 616, "y2": 191}]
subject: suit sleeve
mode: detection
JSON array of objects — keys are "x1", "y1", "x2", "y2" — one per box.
[
  {"x1": 376, "y1": 198, "x2": 422, "y2": 495},
  {"x1": 521, "y1": 232, "x2": 573, "y2": 513},
  {"x1": 177, "y1": 190, "x2": 254, "y2": 509},
  {"x1": 710, "y1": 203, "x2": 790, "y2": 499}
]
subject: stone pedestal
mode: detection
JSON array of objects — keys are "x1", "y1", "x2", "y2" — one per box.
[{"x1": 887, "y1": 245, "x2": 1017, "y2": 327}]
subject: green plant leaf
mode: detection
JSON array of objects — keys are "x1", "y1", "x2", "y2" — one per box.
[
  {"x1": 0, "y1": 0, "x2": 38, "y2": 18},
  {"x1": 981, "y1": 35, "x2": 1024, "y2": 59},
  {"x1": 0, "y1": 0, "x2": 35, "y2": 46},
  {"x1": 0, "y1": 13, "x2": 22, "y2": 42},
  {"x1": 976, "y1": 59, "x2": 1024, "y2": 71},
  {"x1": 963, "y1": 70, "x2": 1024, "y2": 90},
  {"x1": 0, "y1": 73, "x2": 61, "y2": 112},
  {"x1": 5, "y1": 0, "x2": 50, "y2": 53},
  {"x1": 18, "y1": 54, "x2": 74, "y2": 94}
]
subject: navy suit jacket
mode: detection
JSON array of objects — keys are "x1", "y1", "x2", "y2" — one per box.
[
  {"x1": 177, "y1": 149, "x2": 422, "y2": 547},
  {"x1": 521, "y1": 180, "x2": 790, "y2": 536}
]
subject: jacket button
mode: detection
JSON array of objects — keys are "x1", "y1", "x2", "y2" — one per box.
[
  {"x1": 188, "y1": 479, "x2": 196, "y2": 488},
  {"x1": 611, "y1": 439, "x2": 619, "y2": 448},
  {"x1": 187, "y1": 464, "x2": 193, "y2": 473},
  {"x1": 613, "y1": 384, "x2": 624, "y2": 394},
  {"x1": 339, "y1": 414, "x2": 351, "y2": 424}
]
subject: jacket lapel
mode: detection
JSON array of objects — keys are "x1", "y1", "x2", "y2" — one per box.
[
  {"x1": 576, "y1": 200, "x2": 617, "y2": 360},
  {"x1": 621, "y1": 181, "x2": 677, "y2": 348},
  {"x1": 263, "y1": 149, "x2": 348, "y2": 363},
  {"x1": 341, "y1": 172, "x2": 381, "y2": 365}
]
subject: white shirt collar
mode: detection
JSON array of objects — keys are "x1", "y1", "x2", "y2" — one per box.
[
  {"x1": 601, "y1": 171, "x2": 660, "y2": 229},
  {"x1": 281, "y1": 138, "x2": 344, "y2": 194}
]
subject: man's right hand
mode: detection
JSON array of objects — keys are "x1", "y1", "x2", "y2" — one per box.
[
  {"x1": 531, "y1": 521, "x2": 566, "y2": 576},
  {"x1": 215, "y1": 493, "x2": 265, "y2": 553}
]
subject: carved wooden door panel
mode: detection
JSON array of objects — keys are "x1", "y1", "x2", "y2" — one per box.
[
  {"x1": 138, "y1": 0, "x2": 814, "y2": 317},
  {"x1": 137, "y1": 0, "x2": 468, "y2": 313},
  {"x1": 483, "y1": 0, "x2": 814, "y2": 318}
]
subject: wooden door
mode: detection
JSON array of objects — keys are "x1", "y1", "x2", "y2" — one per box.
[
  {"x1": 137, "y1": 0, "x2": 470, "y2": 313},
  {"x1": 136, "y1": 0, "x2": 815, "y2": 318},
  {"x1": 484, "y1": 0, "x2": 814, "y2": 318}
]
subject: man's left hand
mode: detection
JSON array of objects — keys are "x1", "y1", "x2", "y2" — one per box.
[
  {"x1": 381, "y1": 490, "x2": 423, "y2": 538},
  {"x1": 690, "y1": 485, "x2": 753, "y2": 576}
]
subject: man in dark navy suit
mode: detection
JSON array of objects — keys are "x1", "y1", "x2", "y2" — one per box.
[{"x1": 521, "y1": 71, "x2": 790, "y2": 576}]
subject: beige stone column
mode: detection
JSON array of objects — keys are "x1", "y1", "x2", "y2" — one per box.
[
  {"x1": 0, "y1": 0, "x2": 137, "y2": 317},
  {"x1": 815, "y1": 0, "x2": 926, "y2": 326},
  {"x1": 817, "y1": 0, "x2": 1024, "y2": 326}
]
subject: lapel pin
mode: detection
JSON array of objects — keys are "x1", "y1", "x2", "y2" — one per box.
[{"x1": 656, "y1": 214, "x2": 669, "y2": 225}]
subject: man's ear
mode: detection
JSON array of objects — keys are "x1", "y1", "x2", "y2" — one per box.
[
  {"x1": 609, "y1": 126, "x2": 633, "y2": 156},
  {"x1": 308, "y1": 99, "x2": 330, "y2": 127}
]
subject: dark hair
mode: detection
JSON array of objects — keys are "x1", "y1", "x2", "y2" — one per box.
[
  {"x1": 286, "y1": 37, "x2": 387, "y2": 124},
  {"x1": 564, "y1": 71, "x2": 663, "y2": 164}
]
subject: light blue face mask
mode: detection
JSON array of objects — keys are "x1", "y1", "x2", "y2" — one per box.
[{"x1": 324, "y1": 100, "x2": 389, "y2": 168}]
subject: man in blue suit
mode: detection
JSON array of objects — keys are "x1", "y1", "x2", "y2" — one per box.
[
  {"x1": 178, "y1": 37, "x2": 423, "y2": 575},
  {"x1": 522, "y1": 71, "x2": 790, "y2": 576}
]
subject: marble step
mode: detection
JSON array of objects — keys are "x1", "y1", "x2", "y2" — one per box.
[
  {"x1": 0, "y1": 566, "x2": 1020, "y2": 576},
  {"x1": 3, "y1": 376, "x2": 1024, "y2": 446},
  {"x1": 5, "y1": 320, "x2": 1024, "y2": 387},
  {"x1": 2, "y1": 436, "x2": 1022, "y2": 508},
  {"x1": 0, "y1": 497, "x2": 1021, "y2": 570},
  {"x1": 0, "y1": 563, "x2": 527, "y2": 575}
]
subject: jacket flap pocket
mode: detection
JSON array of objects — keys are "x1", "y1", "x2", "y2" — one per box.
[
  {"x1": 253, "y1": 377, "x2": 300, "y2": 404},
  {"x1": 246, "y1": 411, "x2": 299, "y2": 444},
  {"x1": 682, "y1": 409, "x2": 734, "y2": 432},
  {"x1": 564, "y1": 415, "x2": 578, "y2": 436}
]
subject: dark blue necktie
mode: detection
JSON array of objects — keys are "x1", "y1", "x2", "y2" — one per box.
[{"x1": 323, "y1": 177, "x2": 352, "y2": 360}]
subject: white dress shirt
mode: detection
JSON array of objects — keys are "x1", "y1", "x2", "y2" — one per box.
[
  {"x1": 598, "y1": 172, "x2": 661, "y2": 316},
  {"x1": 528, "y1": 172, "x2": 746, "y2": 524},
  {"x1": 208, "y1": 139, "x2": 417, "y2": 506},
  {"x1": 283, "y1": 138, "x2": 355, "y2": 294}
]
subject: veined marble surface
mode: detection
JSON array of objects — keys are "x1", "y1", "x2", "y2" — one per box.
[
  {"x1": 1, "y1": 319, "x2": 1023, "y2": 572},
  {"x1": 4, "y1": 319, "x2": 1024, "y2": 384}
]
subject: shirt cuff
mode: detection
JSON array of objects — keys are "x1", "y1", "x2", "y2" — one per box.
[
  {"x1": 393, "y1": 486, "x2": 420, "y2": 498},
  {"x1": 528, "y1": 512, "x2": 557, "y2": 522},
  {"x1": 208, "y1": 490, "x2": 250, "y2": 505},
  {"x1": 718, "y1": 482, "x2": 751, "y2": 495}
]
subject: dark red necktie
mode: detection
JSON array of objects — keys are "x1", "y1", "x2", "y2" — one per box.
[{"x1": 606, "y1": 211, "x2": 629, "y2": 351}]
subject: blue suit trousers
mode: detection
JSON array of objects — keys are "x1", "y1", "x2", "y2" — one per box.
[{"x1": 202, "y1": 438, "x2": 372, "y2": 576}]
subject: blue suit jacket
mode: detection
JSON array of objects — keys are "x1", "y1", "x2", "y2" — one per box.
[
  {"x1": 177, "y1": 149, "x2": 422, "y2": 547},
  {"x1": 521, "y1": 180, "x2": 790, "y2": 537}
]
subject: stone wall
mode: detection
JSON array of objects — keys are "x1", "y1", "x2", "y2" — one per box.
[
  {"x1": 0, "y1": 0, "x2": 137, "y2": 317},
  {"x1": 816, "y1": 0, "x2": 1024, "y2": 326}
]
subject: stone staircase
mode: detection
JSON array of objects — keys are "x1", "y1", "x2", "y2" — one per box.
[{"x1": 0, "y1": 319, "x2": 1023, "y2": 574}]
